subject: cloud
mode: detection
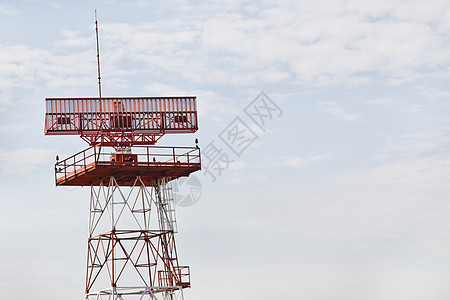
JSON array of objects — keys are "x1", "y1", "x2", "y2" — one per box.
[
  {"x1": 193, "y1": 1, "x2": 450, "y2": 86},
  {"x1": 415, "y1": 85, "x2": 450, "y2": 99},
  {"x1": 372, "y1": 132, "x2": 449, "y2": 160},
  {"x1": 1, "y1": 0, "x2": 447, "y2": 105},
  {"x1": 0, "y1": 124, "x2": 25, "y2": 133},
  {"x1": 223, "y1": 171, "x2": 267, "y2": 185},
  {"x1": 343, "y1": 153, "x2": 450, "y2": 191},
  {"x1": 365, "y1": 97, "x2": 393, "y2": 105},
  {"x1": 270, "y1": 153, "x2": 332, "y2": 167},
  {"x1": 0, "y1": 4, "x2": 21, "y2": 16},
  {"x1": 144, "y1": 83, "x2": 238, "y2": 118},
  {"x1": 0, "y1": 44, "x2": 95, "y2": 109},
  {"x1": 53, "y1": 30, "x2": 92, "y2": 48},
  {"x1": 34, "y1": 0, "x2": 442, "y2": 92},
  {"x1": 318, "y1": 101, "x2": 360, "y2": 121},
  {"x1": 0, "y1": 0, "x2": 449, "y2": 112},
  {"x1": 0, "y1": 148, "x2": 56, "y2": 174},
  {"x1": 281, "y1": 153, "x2": 450, "y2": 242},
  {"x1": 0, "y1": 90, "x2": 13, "y2": 110}
]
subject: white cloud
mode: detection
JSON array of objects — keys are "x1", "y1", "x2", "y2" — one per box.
[
  {"x1": 0, "y1": 4, "x2": 21, "y2": 16},
  {"x1": 270, "y1": 153, "x2": 332, "y2": 167},
  {"x1": 0, "y1": 148, "x2": 56, "y2": 174},
  {"x1": 144, "y1": 83, "x2": 237, "y2": 118},
  {"x1": 189, "y1": 0, "x2": 450, "y2": 86},
  {"x1": 194, "y1": 260, "x2": 450, "y2": 300},
  {"x1": 272, "y1": 153, "x2": 450, "y2": 243},
  {"x1": 23, "y1": 0, "x2": 62, "y2": 8},
  {"x1": 223, "y1": 171, "x2": 268, "y2": 185},
  {"x1": 0, "y1": 124, "x2": 25, "y2": 133},
  {"x1": 144, "y1": 82, "x2": 198, "y2": 96},
  {"x1": 227, "y1": 160, "x2": 246, "y2": 171},
  {"x1": 415, "y1": 85, "x2": 450, "y2": 99},
  {"x1": 0, "y1": 0, "x2": 442, "y2": 100},
  {"x1": 0, "y1": 44, "x2": 96, "y2": 109},
  {"x1": 0, "y1": 0, "x2": 449, "y2": 106},
  {"x1": 372, "y1": 132, "x2": 449, "y2": 160},
  {"x1": 54, "y1": 30, "x2": 92, "y2": 48},
  {"x1": 344, "y1": 153, "x2": 450, "y2": 192},
  {"x1": 0, "y1": 89, "x2": 13, "y2": 110},
  {"x1": 365, "y1": 97, "x2": 393, "y2": 105},
  {"x1": 319, "y1": 101, "x2": 360, "y2": 122}
]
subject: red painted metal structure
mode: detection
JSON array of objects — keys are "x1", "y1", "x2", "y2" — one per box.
[
  {"x1": 46, "y1": 95, "x2": 201, "y2": 299},
  {"x1": 54, "y1": 145, "x2": 200, "y2": 186},
  {"x1": 45, "y1": 97, "x2": 198, "y2": 146}
]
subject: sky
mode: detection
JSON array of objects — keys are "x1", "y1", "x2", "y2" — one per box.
[{"x1": 0, "y1": 0, "x2": 450, "y2": 299}]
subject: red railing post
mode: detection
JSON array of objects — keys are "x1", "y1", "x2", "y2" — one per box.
[
  {"x1": 94, "y1": 146, "x2": 97, "y2": 166},
  {"x1": 54, "y1": 163, "x2": 57, "y2": 185}
]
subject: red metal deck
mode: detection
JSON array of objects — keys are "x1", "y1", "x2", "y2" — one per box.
[{"x1": 55, "y1": 145, "x2": 201, "y2": 186}]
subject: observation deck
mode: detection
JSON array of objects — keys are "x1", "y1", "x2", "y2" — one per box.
[{"x1": 54, "y1": 145, "x2": 201, "y2": 186}]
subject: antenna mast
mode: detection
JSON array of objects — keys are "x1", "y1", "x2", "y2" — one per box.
[
  {"x1": 95, "y1": 10, "x2": 102, "y2": 99},
  {"x1": 95, "y1": 10, "x2": 104, "y2": 140}
]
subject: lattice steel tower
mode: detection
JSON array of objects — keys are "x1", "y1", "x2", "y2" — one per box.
[{"x1": 44, "y1": 17, "x2": 200, "y2": 300}]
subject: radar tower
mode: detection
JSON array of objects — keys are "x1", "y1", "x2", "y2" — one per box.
[{"x1": 45, "y1": 15, "x2": 200, "y2": 300}]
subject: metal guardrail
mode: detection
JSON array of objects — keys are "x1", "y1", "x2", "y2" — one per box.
[
  {"x1": 45, "y1": 97, "x2": 198, "y2": 134},
  {"x1": 158, "y1": 266, "x2": 190, "y2": 288},
  {"x1": 55, "y1": 145, "x2": 201, "y2": 183}
]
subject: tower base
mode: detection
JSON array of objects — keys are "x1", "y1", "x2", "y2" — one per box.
[
  {"x1": 86, "y1": 286, "x2": 185, "y2": 300},
  {"x1": 85, "y1": 177, "x2": 190, "y2": 299}
]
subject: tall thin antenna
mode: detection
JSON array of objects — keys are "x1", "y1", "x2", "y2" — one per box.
[
  {"x1": 95, "y1": 10, "x2": 104, "y2": 139},
  {"x1": 95, "y1": 9, "x2": 102, "y2": 99}
]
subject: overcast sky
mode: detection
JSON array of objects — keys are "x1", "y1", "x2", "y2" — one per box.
[{"x1": 1, "y1": 0, "x2": 450, "y2": 299}]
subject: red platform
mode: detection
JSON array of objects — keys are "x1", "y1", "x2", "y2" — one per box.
[{"x1": 55, "y1": 145, "x2": 201, "y2": 186}]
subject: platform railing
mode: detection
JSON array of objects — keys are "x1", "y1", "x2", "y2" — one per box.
[
  {"x1": 157, "y1": 266, "x2": 190, "y2": 288},
  {"x1": 45, "y1": 97, "x2": 198, "y2": 134},
  {"x1": 55, "y1": 145, "x2": 201, "y2": 184}
]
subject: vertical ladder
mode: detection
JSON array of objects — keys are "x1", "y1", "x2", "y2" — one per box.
[{"x1": 157, "y1": 178, "x2": 178, "y2": 233}]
